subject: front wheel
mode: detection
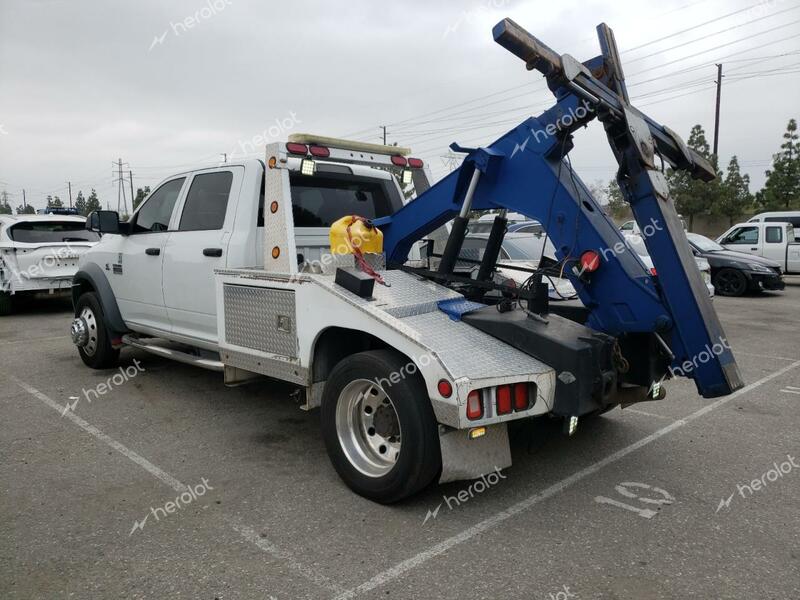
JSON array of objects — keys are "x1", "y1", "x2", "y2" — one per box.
[
  {"x1": 72, "y1": 292, "x2": 120, "y2": 369},
  {"x1": 321, "y1": 350, "x2": 441, "y2": 503},
  {"x1": 712, "y1": 268, "x2": 748, "y2": 297}
]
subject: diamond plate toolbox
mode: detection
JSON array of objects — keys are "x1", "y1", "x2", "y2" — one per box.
[{"x1": 223, "y1": 284, "x2": 298, "y2": 358}]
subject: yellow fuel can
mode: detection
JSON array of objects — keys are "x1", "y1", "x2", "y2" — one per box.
[{"x1": 330, "y1": 216, "x2": 384, "y2": 255}]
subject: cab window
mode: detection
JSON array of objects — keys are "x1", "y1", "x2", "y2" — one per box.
[
  {"x1": 178, "y1": 172, "x2": 233, "y2": 231},
  {"x1": 765, "y1": 226, "x2": 783, "y2": 244},
  {"x1": 725, "y1": 226, "x2": 758, "y2": 245},
  {"x1": 133, "y1": 178, "x2": 185, "y2": 233}
]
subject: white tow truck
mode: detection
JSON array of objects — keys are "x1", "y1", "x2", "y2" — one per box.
[
  {"x1": 0, "y1": 214, "x2": 99, "y2": 315},
  {"x1": 71, "y1": 137, "x2": 567, "y2": 502}
]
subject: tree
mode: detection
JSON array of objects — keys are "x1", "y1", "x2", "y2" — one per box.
[
  {"x1": 133, "y1": 186, "x2": 151, "y2": 210},
  {"x1": 604, "y1": 179, "x2": 629, "y2": 220},
  {"x1": 16, "y1": 204, "x2": 36, "y2": 214},
  {"x1": 715, "y1": 156, "x2": 753, "y2": 226},
  {"x1": 74, "y1": 191, "x2": 87, "y2": 216},
  {"x1": 756, "y1": 118, "x2": 800, "y2": 210},
  {"x1": 666, "y1": 124, "x2": 723, "y2": 231},
  {"x1": 0, "y1": 191, "x2": 12, "y2": 215},
  {"x1": 85, "y1": 189, "x2": 101, "y2": 215},
  {"x1": 47, "y1": 195, "x2": 64, "y2": 208}
]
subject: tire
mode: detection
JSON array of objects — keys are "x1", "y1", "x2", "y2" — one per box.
[
  {"x1": 0, "y1": 292, "x2": 12, "y2": 316},
  {"x1": 712, "y1": 268, "x2": 748, "y2": 297},
  {"x1": 74, "y1": 292, "x2": 120, "y2": 369},
  {"x1": 321, "y1": 350, "x2": 441, "y2": 503}
]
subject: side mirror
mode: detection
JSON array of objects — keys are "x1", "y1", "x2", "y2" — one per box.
[{"x1": 87, "y1": 210, "x2": 122, "y2": 235}]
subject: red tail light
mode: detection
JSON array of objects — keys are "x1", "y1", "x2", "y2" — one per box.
[
  {"x1": 408, "y1": 157, "x2": 424, "y2": 168},
  {"x1": 496, "y1": 385, "x2": 512, "y2": 415},
  {"x1": 286, "y1": 142, "x2": 308, "y2": 155},
  {"x1": 391, "y1": 155, "x2": 407, "y2": 167},
  {"x1": 309, "y1": 145, "x2": 330, "y2": 158},
  {"x1": 514, "y1": 383, "x2": 531, "y2": 411},
  {"x1": 466, "y1": 390, "x2": 483, "y2": 420},
  {"x1": 580, "y1": 250, "x2": 601, "y2": 273}
]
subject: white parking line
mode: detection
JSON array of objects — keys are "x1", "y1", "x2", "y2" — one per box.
[
  {"x1": 10, "y1": 375, "x2": 340, "y2": 595},
  {"x1": 333, "y1": 360, "x2": 800, "y2": 600},
  {"x1": 736, "y1": 351, "x2": 796, "y2": 362},
  {"x1": 621, "y1": 407, "x2": 672, "y2": 420}
]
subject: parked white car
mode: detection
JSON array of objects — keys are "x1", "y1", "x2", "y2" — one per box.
[{"x1": 0, "y1": 215, "x2": 99, "y2": 315}]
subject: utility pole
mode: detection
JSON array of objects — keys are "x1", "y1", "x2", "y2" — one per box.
[
  {"x1": 67, "y1": 181, "x2": 73, "y2": 208},
  {"x1": 380, "y1": 125, "x2": 387, "y2": 145},
  {"x1": 713, "y1": 63, "x2": 723, "y2": 158},
  {"x1": 22, "y1": 189, "x2": 26, "y2": 209},
  {"x1": 113, "y1": 158, "x2": 129, "y2": 215},
  {"x1": 129, "y1": 170, "x2": 135, "y2": 209},
  {"x1": 220, "y1": 153, "x2": 228, "y2": 163}
]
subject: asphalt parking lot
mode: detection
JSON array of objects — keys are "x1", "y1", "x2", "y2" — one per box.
[{"x1": 2, "y1": 283, "x2": 799, "y2": 600}]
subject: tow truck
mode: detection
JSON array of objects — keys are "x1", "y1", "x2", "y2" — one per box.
[{"x1": 72, "y1": 19, "x2": 742, "y2": 503}]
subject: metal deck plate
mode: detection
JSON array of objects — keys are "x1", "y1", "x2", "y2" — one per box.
[{"x1": 402, "y1": 310, "x2": 552, "y2": 380}]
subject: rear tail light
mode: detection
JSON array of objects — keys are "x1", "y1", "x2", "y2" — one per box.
[
  {"x1": 580, "y1": 250, "x2": 601, "y2": 273},
  {"x1": 408, "y1": 157, "x2": 424, "y2": 168},
  {"x1": 309, "y1": 145, "x2": 330, "y2": 158},
  {"x1": 391, "y1": 155, "x2": 407, "y2": 167},
  {"x1": 496, "y1": 385, "x2": 512, "y2": 415},
  {"x1": 286, "y1": 142, "x2": 308, "y2": 155},
  {"x1": 514, "y1": 383, "x2": 531, "y2": 411},
  {"x1": 466, "y1": 390, "x2": 483, "y2": 420}
]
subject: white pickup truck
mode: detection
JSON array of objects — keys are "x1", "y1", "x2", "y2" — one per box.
[
  {"x1": 0, "y1": 214, "x2": 99, "y2": 315},
  {"x1": 717, "y1": 221, "x2": 800, "y2": 275}
]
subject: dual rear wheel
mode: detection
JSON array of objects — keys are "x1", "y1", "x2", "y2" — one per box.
[{"x1": 321, "y1": 350, "x2": 441, "y2": 503}]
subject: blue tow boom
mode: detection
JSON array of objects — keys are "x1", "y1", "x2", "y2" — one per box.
[{"x1": 376, "y1": 19, "x2": 743, "y2": 399}]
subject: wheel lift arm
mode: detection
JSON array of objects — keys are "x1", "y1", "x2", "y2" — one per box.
[{"x1": 375, "y1": 19, "x2": 743, "y2": 398}]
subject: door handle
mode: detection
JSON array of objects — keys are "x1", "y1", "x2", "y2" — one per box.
[
  {"x1": 751, "y1": 247, "x2": 758, "y2": 251},
  {"x1": 145, "y1": 248, "x2": 160, "y2": 256},
  {"x1": 203, "y1": 248, "x2": 223, "y2": 257}
]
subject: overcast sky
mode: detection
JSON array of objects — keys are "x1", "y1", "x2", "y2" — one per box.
[{"x1": 1, "y1": 0, "x2": 798, "y2": 211}]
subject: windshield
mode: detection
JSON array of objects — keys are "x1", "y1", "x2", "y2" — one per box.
[
  {"x1": 686, "y1": 232, "x2": 724, "y2": 252},
  {"x1": 502, "y1": 237, "x2": 545, "y2": 260},
  {"x1": 9, "y1": 221, "x2": 99, "y2": 243}
]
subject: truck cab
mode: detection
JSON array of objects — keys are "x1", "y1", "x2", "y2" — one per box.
[
  {"x1": 78, "y1": 157, "x2": 409, "y2": 349},
  {"x1": 717, "y1": 221, "x2": 800, "y2": 275}
]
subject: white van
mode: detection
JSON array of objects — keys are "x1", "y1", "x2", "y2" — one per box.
[{"x1": 748, "y1": 211, "x2": 800, "y2": 241}]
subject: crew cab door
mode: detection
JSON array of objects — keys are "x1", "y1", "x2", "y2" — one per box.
[
  {"x1": 112, "y1": 177, "x2": 186, "y2": 331},
  {"x1": 762, "y1": 224, "x2": 787, "y2": 265},
  {"x1": 719, "y1": 225, "x2": 760, "y2": 256},
  {"x1": 162, "y1": 168, "x2": 242, "y2": 344}
]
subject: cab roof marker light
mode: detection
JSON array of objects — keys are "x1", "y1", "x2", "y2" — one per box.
[{"x1": 286, "y1": 142, "x2": 308, "y2": 155}]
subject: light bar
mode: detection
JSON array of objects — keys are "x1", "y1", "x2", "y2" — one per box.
[{"x1": 288, "y1": 133, "x2": 411, "y2": 157}]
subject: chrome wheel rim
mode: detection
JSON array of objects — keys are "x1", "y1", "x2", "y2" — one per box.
[
  {"x1": 76, "y1": 307, "x2": 98, "y2": 356},
  {"x1": 335, "y1": 379, "x2": 402, "y2": 478}
]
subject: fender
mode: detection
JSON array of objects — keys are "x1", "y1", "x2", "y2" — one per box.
[{"x1": 72, "y1": 263, "x2": 128, "y2": 334}]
